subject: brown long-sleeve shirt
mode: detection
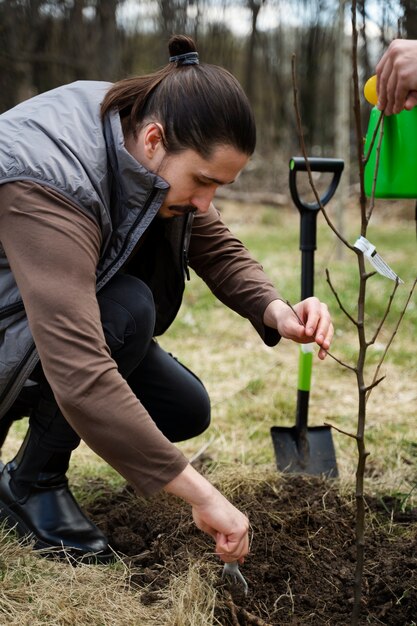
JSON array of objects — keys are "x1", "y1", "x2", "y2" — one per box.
[{"x1": 0, "y1": 180, "x2": 280, "y2": 495}]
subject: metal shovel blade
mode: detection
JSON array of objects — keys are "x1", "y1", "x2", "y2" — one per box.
[{"x1": 271, "y1": 425, "x2": 338, "y2": 478}]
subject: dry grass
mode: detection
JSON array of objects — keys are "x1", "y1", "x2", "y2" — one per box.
[
  {"x1": 156, "y1": 562, "x2": 217, "y2": 626},
  {"x1": 0, "y1": 524, "x2": 219, "y2": 626},
  {"x1": 0, "y1": 527, "x2": 143, "y2": 625}
]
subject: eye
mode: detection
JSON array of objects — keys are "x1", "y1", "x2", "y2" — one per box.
[{"x1": 194, "y1": 176, "x2": 212, "y2": 187}]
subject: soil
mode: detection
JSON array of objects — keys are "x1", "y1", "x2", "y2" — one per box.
[{"x1": 87, "y1": 472, "x2": 417, "y2": 626}]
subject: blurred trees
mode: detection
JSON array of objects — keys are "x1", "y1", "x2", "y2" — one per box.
[{"x1": 0, "y1": 0, "x2": 412, "y2": 189}]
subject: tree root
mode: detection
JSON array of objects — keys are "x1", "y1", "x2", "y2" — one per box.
[
  {"x1": 238, "y1": 606, "x2": 273, "y2": 626},
  {"x1": 224, "y1": 590, "x2": 273, "y2": 626}
]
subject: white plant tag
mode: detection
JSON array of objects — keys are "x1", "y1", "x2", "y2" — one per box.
[{"x1": 353, "y1": 236, "x2": 403, "y2": 283}]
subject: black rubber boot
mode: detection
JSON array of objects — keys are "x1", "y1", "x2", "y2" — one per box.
[{"x1": 0, "y1": 429, "x2": 114, "y2": 563}]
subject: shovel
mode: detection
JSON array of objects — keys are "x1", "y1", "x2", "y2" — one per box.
[{"x1": 271, "y1": 156, "x2": 344, "y2": 478}]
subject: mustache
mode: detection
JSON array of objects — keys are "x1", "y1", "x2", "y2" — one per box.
[{"x1": 168, "y1": 205, "x2": 198, "y2": 215}]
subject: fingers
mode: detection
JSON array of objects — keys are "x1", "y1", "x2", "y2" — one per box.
[
  {"x1": 167, "y1": 461, "x2": 250, "y2": 565},
  {"x1": 376, "y1": 39, "x2": 417, "y2": 115},
  {"x1": 292, "y1": 297, "x2": 333, "y2": 358},
  {"x1": 215, "y1": 530, "x2": 249, "y2": 564},
  {"x1": 387, "y1": 67, "x2": 411, "y2": 115},
  {"x1": 376, "y1": 54, "x2": 393, "y2": 112},
  {"x1": 306, "y1": 302, "x2": 333, "y2": 358},
  {"x1": 192, "y1": 490, "x2": 250, "y2": 563},
  {"x1": 405, "y1": 90, "x2": 417, "y2": 110}
]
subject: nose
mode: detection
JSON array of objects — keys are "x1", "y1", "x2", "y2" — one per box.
[{"x1": 191, "y1": 188, "x2": 216, "y2": 214}]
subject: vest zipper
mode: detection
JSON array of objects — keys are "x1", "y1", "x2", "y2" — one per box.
[
  {"x1": 0, "y1": 301, "x2": 25, "y2": 320},
  {"x1": 0, "y1": 343, "x2": 39, "y2": 417},
  {"x1": 182, "y1": 213, "x2": 194, "y2": 281},
  {"x1": 97, "y1": 189, "x2": 157, "y2": 290}
]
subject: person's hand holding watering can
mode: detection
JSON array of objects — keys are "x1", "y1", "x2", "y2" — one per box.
[
  {"x1": 263, "y1": 297, "x2": 333, "y2": 361},
  {"x1": 375, "y1": 39, "x2": 417, "y2": 116}
]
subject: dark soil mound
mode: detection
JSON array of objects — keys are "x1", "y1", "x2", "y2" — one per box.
[{"x1": 87, "y1": 473, "x2": 417, "y2": 625}]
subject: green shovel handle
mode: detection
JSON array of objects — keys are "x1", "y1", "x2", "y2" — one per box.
[
  {"x1": 298, "y1": 343, "x2": 314, "y2": 392},
  {"x1": 296, "y1": 343, "x2": 314, "y2": 431}
]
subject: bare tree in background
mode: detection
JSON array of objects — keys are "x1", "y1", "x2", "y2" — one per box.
[
  {"x1": 244, "y1": 0, "x2": 266, "y2": 102},
  {"x1": 68, "y1": 0, "x2": 88, "y2": 78},
  {"x1": 96, "y1": 0, "x2": 121, "y2": 79},
  {"x1": 401, "y1": 0, "x2": 417, "y2": 37},
  {"x1": 159, "y1": 0, "x2": 188, "y2": 35}
]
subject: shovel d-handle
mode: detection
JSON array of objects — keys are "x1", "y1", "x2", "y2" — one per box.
[
  {"x1": 289, "y1": 157, "x2": 344, "y2": 214},
  {"x1": 289, "y1": 156, "x2": 344, "y2": 298}
]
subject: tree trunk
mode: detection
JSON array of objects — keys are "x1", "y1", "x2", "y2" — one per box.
[
  {"x1": 244, "y1": 0, "x2": 264, "y2": 103},
  {"x1": 402, "y1": 0, "x2": 417, "y2": 38},
  {"x1": 96, "y1": 0, "x2": 120, "y2": 80},
  {"x1": 334, "y1": 0, "x2": 350, "y2": 257}
]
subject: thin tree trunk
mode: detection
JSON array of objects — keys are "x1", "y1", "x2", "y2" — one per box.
[
  {"x1": 244, "y1": 0, "x2": 264, "y2": 103},
  {"x1": 334, "y1": 0, "x2": 350, "y2": 258}
]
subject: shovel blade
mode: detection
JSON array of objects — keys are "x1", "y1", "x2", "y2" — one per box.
[{"x1": 271, "y1": 425, "x2": 338, "y2": 478}]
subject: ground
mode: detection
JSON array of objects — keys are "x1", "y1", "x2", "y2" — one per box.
[{"x1": 87, "y1": 470, "x2": 417, "y2": 626}]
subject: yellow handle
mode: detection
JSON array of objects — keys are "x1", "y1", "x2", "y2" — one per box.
[{"x1": 364, "y1": 75, "x2": 378, "y2": 106}]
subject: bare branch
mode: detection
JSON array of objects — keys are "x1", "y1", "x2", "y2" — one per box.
[
  {"x1": 326, "y1": 268, "x2": 358, "y2": 326},
  {"x1": 323, "y1": 422, "x2": 358, "y2": 440},
  {"x1": 368, "y1": 280, "x2": 400, "y2": 346},
  {"x1": 189, "y1": 437, "x2": 215, "y2": 465},
  {"x1": 278, "y1": 298, "x2": 304, "y2": 326},
  {"x1": 321, "y1": 349, "x2": 357, "y2": 372},
  {"x1": 364, "y1": 376, "x2": 386, "y2": 393},
  {"x1": 351, "y1": 0, "x2": 367, "y2": 232},
  {"x1": 291, "y1": 55, "x2": 354, "y2": 251},
  {"x1": 366, "y1": 277, "x2": 417, "y2": 402},
  {"x1": 278, "y1": 295, "x2": 356, "y2": 372},
  {"x1": 366, "y1": 114, "x2": 385, "y2": 223},
  {"x1": 362, "y1": 110, "x2": 384, "y2": 166}
]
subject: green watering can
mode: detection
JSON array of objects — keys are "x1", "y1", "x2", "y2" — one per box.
[{"x1": 364, "y1": 75, "x2": 417, "y2": 199}]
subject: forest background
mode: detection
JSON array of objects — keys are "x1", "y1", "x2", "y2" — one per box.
[{"x1": 2, "y1": 0, "x2": 417, "y2": 198}]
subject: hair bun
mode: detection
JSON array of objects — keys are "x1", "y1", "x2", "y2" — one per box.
[{"x1": 168, "y1": 35, "x2": 197, "y2": 58}]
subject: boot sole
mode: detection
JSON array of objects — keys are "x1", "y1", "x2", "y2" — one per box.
[{"x1": 0, "y1": 500, "x2": 116, "y2": 565}]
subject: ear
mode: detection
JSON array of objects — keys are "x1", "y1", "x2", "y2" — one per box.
[{"x1": 142, "y1": 123, "x2": 165, "y2": 160}]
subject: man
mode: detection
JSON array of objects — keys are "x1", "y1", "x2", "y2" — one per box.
[{"x1": 0, "y1": 35, "x2": 333, "y2": 564}]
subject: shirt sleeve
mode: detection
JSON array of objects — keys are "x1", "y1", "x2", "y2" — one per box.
[
  {"x1": 0, "y1": 181, "x2": 188, "y2": 496},
  {"x1": 188, "y1": 203, "x2": 281, "y2": 346}
]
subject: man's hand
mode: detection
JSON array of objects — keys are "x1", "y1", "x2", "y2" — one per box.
[
  {"x1": 376, "y1": 39, "x2": 417, "y2": 115},
  {"x1": 192, "y1": 492, "x2": 249, "y2": 564},
  {"x1": 164, "y1": 464, "x2": 249, "y2": 563},
  {"x1": 263, "y1": 297, "x2": 333, "y2": 360}
]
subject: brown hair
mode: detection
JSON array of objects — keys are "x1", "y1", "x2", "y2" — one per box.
[{"x1": 101, "y1": 35, "x2": 256, "y2": 159}]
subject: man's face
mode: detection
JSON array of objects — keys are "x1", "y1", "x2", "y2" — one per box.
[
  {"x1": 155, "y1": 144, "x2": 249, "y2": 218},
  {"x1": 124, "y1": 123, "x2": 249, "y2": 219}
]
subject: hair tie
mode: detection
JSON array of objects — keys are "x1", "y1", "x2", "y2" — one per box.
[{"x1": 169, "y1": 51, "x2": 199, "y2": 66}]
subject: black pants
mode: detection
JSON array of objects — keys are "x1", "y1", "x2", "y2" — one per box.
[{"x1": 3, "y1": 274, "x2": 211, "y2": 454}]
